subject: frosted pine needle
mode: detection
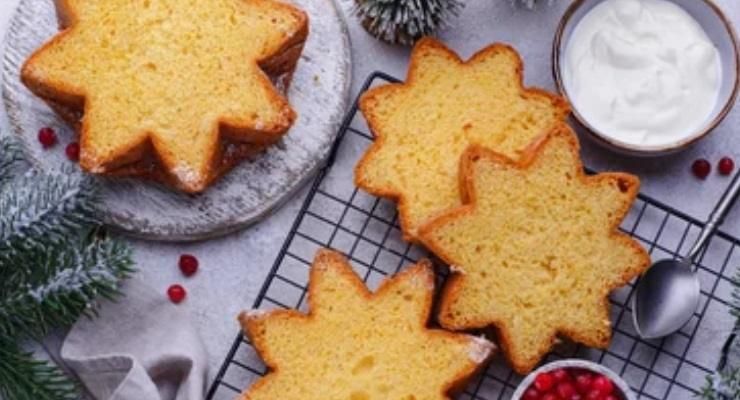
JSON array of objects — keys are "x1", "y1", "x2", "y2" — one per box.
[
  {"x1": 0, "y1": 135, "x2": 133, "y2": 400},
  {"x1": 0, "y1": 137, "x2": 22, "y2": 185},
  {"x1": 354, "y1": 0, "x2": 463, "y2": 46}
]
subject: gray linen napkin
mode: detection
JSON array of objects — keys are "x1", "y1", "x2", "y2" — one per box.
[{"x1": 60, "y1": 277, "x2": 209, "y2": 400}]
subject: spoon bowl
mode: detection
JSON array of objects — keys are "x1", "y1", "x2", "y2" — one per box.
[{"x1": 632, "y1": 259, "x2": 701, "y2": 340}]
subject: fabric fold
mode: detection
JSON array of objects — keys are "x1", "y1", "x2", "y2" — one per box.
[{"x1": 61, "y1": 277, "x2": 208, "y2": 400}]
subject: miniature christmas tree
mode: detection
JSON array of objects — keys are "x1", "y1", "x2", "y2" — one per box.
[
  {"x1": 354, "y1": 0, "x2": 463, "y2": 46},
  {"x1": 0, "y1": 136, "x2": 133, "y2": 400}
]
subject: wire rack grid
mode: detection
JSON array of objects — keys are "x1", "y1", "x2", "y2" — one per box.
[{"x1": 206, "y1": 72, "x2": 739, "y2": 400}]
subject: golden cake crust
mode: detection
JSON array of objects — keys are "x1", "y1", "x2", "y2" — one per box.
[
  {"x1": 239, "y1": 249, "x2": 496, "y2": 399},
  {"x1": 356, "y1": 37, "x2": 570, "y2": 242},
  {"x1": 41, "y1": 86, "x2": 279, "y2": 191},
  {"x1": 418, "y1": 125, "x2": 650, "y2": 374},
  {"x1": 21, "y1": 0, "x2": 309, "y2": 192}
]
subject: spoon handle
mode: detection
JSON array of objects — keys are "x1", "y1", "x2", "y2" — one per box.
[{"x1": 687, "y1": 170, "x2": 740, "y2": 262}]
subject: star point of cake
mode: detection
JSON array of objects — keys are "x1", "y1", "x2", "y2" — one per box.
[
  {"x1": 419, "y1": 125, "x2": 650, "y2": 374},
  {"x1": 239, "y1": 249, "x2": 495, "y2": 399},
  {"x1": 21, "y1": 0, "x2": 308, "y2": 192},
  {"x1": 355, "y1": 38, "x2": 570, "y2": 240}
]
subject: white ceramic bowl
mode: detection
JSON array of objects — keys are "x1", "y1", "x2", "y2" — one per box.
[
  {"x1": 511, "y1": 359, "x2": 636, "y2": 400},
  {"x1": 553, "y1": 0, "x2": 739, "y2": 156}
]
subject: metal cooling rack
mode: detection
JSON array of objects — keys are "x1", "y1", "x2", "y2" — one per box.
[{"x1": 206, "y1": 72, "x2": 739, "y2": 400}]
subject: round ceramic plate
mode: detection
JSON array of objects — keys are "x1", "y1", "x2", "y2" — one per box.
[{"x1": 2, "y1": 0, "x2": 352, "y2": 241}]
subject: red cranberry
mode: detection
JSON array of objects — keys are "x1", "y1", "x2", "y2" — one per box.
[
  {"x1": 542, "y1": 394, "x2": 558, "y2": 400},
  {"x1": 592, "y1": 376, "x2": 614, "y2": 395},
  {"x1": 603, "y1": 396, "x2": 619, "y2": 400},
  {"x1": 575, "y1": 373, "x2": 594, "y2": 394},
  {"x1": 557, "y1": 382, "x2": 578, "y2": 398},
  {"x1": 552, "y1": 368, "x2": 570, "y2": 383},
  {"x1": 167, "y1": 284, "x2": 186, "y2": 304},
  {"x1": 38, "y1": 127, "x2": 57, "y2": 148},
  {"x1": 65, "y1": 142, "x2": 80, "y2": 162},
  {"x1": 718, "y1": 157, "x2": 734, "y2": 176},
  {"x1": 522, "y1": 387, "x2": 540, "y2": 400},
  {"x1": 586, "y1": 390, "x2": 604, "y2": 400},
  {"x1": 692, "y1": 159, "x2": 711, "y2": 179},
  {"x1": 179, "y1": 254, "x2": 199, "y2": 277},
  {"x1": 534, "y1": 372, "x2": 555, "y2": 392}
]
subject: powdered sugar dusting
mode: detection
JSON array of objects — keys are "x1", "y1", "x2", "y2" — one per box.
[
  {"x1": 449, "y1": 264, "x2": 466, "y2": 274},
  {"x1": 407, "y1": 272, "x2": 434, "y2": 290},
  {"x1": 468, "y1": 336, "x2": 495, "y2": 364},
  {"x1": 172, "y1": 163, "x2": 201, "y2": 186},
  {"x1": 243, "y1": 309, "x2": 269, "y2": 319}
]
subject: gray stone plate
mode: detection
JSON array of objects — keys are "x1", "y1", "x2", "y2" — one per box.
[{"x1": 1, "y1": 0, "x2": 352, "y2": 241}]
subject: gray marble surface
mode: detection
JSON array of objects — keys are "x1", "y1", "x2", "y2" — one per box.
[{"x1": 1, "y1": 0, "x2": 738, "y2": 390}]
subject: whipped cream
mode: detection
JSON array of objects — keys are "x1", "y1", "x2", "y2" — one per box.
[{"x1": 563, "y1": 0, "x2": 722, "y2": 148}]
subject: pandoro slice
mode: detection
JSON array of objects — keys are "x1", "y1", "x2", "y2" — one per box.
[
  {"x1": 418, "y1": 124, "x2": 650, "y2": 374},
  {"x1": 21, "y1": 0, "x2": 308, "y2": 192},
  {"x1": 239, "y1": 249, "x2": 495, "y2": 399},
  {"x1": 356, "y1": 37, "x2": 570, "y2": 241}
]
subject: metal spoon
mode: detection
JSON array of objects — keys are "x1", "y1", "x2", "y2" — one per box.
[{"x1": 632, "y1": 169, "x2": 740, "y2": 340}]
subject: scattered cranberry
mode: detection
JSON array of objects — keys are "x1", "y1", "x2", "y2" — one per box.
[
  {"x1": 179, "y1": 254, "x2": 199, "y2": 277},
  {"x1": 541, "y1": 394, "x2": 557, "y2": 400},
  {"x1": 604, "y1": 396, "x2": 619, "y2": 400},
  {"x1": 592, "y1": 376, "x2": 614, "y2": 395},
  {"x1": 534, "y1": 372, "x2": 555, "y2": 392},
  {"x1": 167, "y1": 284, "x2": 187, "y2": 304},
  {"x1": 523, "y1": 387, "x2": 540, "y2": 400},
  {"x1": 692, "y1": 159, "x2": 711, "y2": 179},
  {"x1": 575, "y1": 372, "x2": 594, "y2": 393},
  {"x1": 552, "y1": 368, "x2": 570, "y2": 383},
  {"x1": 65, "y1": 142, "x2": 80, "y2": 162},
  {"x1": 38, "y1": 127, "x2": 57, "y2": 148},
  {"x1": 718, "y1": 157, "x2": 734, "y2": 176}
]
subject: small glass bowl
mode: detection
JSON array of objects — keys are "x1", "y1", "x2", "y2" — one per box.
[{"x1": 511, "y1": 359, "x2": 636, "y2": 400}]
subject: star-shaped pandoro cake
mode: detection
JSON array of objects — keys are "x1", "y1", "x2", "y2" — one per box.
[
  {"x1": 21, "y1": 0, "x2": 308, "y2": 192},
  {"x1": 418, "y1": 124, "x2": 651, "y2": 374},
  {"x1": 239, "y1": 249, "x2": 495, "y2": 399},
  {"x1": 356, "y1": 38, "x2": 570, "y2": 241}
]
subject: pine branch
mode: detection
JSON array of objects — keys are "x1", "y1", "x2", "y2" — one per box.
[
  {"x1": 0, "y1": 136, "x2": 23, "y2": 186},
  {"x1": 0, "y1": 232, "x2": 134, "y2": 340},
  {"x1": 701, "y1": 263, "x2": 740, "y2": 399},
  {"x1": 0, "y1": 169, "x2": 98, "y2": 268},
  {"x1": 0, "y1": 133, "x2": 133, "y2": 400},
  {"x1": 699, "y1": 368, "x2": 740, "y2": 399},
  {"x1": 0, "y1": 337, "x2": 77, "y2": 400}
]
